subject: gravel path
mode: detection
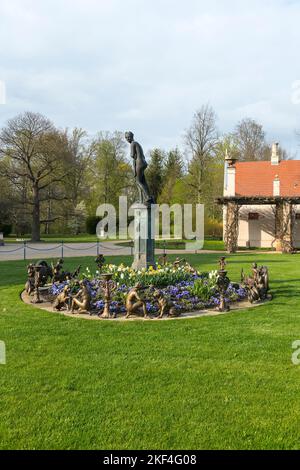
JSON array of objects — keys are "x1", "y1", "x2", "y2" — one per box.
[{"x1": 0, "y1": 241, "x2": 219, "y2": 261}]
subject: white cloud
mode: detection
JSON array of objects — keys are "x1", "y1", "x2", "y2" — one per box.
[{"x1": 0, "y1": 0, "x2": 300, "y2": 155}]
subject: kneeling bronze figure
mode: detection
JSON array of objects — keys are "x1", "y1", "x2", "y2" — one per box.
[
  {"x1": 153, "y1": 290, "x2": 180, "y2": 318},
  {"x1": 71, "y1": 281, "x2": 91, "y2": 314},
  {"x1": 125, "y1": 283, "x2": 148, "y2": 318},
  {"x1": 53, "y1": 285, "x2": 70, "y2": 311}
]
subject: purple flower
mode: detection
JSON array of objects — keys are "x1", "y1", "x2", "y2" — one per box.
[
  {"x1": 146, "y1": 302, "x2": 158, "y2": 313},
  {"x1": 94, "y1": 300, "x2": 104, "y2": 310},
  {"x1": 49, "y1": 282, "x2": 68, "y2": 296},
  {"x1": 210, "y1": 296, "x2": 220, "y2": 306}
]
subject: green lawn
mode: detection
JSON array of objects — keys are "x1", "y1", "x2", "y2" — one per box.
[
  {"x1": 4, "y1": 234, "x2": 102, "y2": 243},
  {"x1": 0, "y1": 253, "x2": 300, "y2": 449},
  {"x1": 115, "y1": 239, "x2": 226, "y2": 250}
]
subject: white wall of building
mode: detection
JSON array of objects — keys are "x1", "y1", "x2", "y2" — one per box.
[{"x1": 237, "y1": 205, "x2": 300, "y2": 248}]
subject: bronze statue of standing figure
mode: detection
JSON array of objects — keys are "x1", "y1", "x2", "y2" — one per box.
[{"x1": 125, "y1": 131, "x2": 154, "y2": 204}]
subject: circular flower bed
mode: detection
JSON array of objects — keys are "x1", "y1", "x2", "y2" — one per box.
[{"x1": 49, "y1": 263, "x2": 247, "y2": 317}]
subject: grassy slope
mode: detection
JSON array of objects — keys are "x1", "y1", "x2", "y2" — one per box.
[{"x1": 0, "y1": 253, "x2": 300, "y2": 449}]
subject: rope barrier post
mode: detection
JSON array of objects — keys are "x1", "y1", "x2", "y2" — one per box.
[
  {"x1": 163, "y1": 240, "x2": 166, "y2": 256},
  {"x1": 97, "y1": 240, "x2": 99, "y2": 256},
  {"x1": 131, "y1": 240, "x2": 134, "y2": 256},
  {"x1": 61, "y1": 241, "x2": 64, "y2": 259},
  {"x1": 23, "y1": 241, "x2": 26, "y2": 261}
]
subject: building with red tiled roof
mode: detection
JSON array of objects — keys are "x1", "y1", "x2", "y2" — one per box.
[
  {"x1": 235, "y1": 160, "x2": 300, "y2": 198},
  {"x1": 223, "y1": 143, "x2": 300, "y2": 248}
]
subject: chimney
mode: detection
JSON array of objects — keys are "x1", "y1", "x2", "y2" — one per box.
[
  {"x1": 224, "y1": 149, "x2": 237, "y2": 197},
  {"x1": 271, "y1": 142, "x2": 280, "y2": 165},
  {"x1": 273, "y1": 175, "x2": 280, "y2": 196}
]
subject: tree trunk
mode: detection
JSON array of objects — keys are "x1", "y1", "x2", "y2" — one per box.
[
  {"x1": 45, "y1": 196, "x2": 52, "y2": 235},
  {"x1": 31, "y1": 184, "x2": 41, "y2": 242}
]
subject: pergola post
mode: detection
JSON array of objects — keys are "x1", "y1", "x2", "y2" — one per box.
[
  {"x1": 217, "y1": 196, "x2": 298, "y2": 255},
  {"x1": 275, "y1": 200, "x2": 294, "y2": 254},
  {"x1": 225, "y1": 201, "x2": 239, "y2": 253},
  {"x1": 275, "y1": 201, "x2": 283, "y2": 252}
]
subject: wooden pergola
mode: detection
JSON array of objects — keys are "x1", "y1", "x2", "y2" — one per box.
[{"x1": 217, "y1": 196, "x2": 300, "y2": 254}]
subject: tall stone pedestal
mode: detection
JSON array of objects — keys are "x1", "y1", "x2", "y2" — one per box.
[{"x1": 132, "y1": 203, "x2": 156, "y2": 270}]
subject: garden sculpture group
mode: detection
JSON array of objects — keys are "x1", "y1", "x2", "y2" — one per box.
[
  {"x1": 22, "y1": 132, "x2": 273, "y2": 320},
  {"x1": 25, "y1": 259, "x2": 81, "y2": 305},
  {"x1": 23, "y1": 256, "x2": 271, "y2": 320}
]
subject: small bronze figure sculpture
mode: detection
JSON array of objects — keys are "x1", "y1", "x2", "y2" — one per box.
[
  {"x1": 71, "y1": 281, "x2": 91, "y2": 314},
  {"x1": 184, "y1": 261, "x2": 197, "y2": 275},
  {"x1": 52, "y1": 258, "x2": 64, "y2": 282},
  {"x1": 125, "y1": 283, "x2": 148, "y2": 318},
  {"x1": 125, "y1": 131, "x2": 154, "y2": 204},
  {"x1": 68, "y1": 265, "x2": 81, "y2": 281},
  {"x1": 216, "y1": 260, "x2": 231, "y2": 312},
  {"x1": 252, "y1": 263, "x2": 269, "y2": 292},
  {"x1": 98, "y1": 273, "x2": 117, "y2": 319},
  {"x1": 219, "y1": 257, "x2": 226, "y2": 271},
  {"x1": 153, "y1": 290, "x2": 180, "y2": 318},
  {"x1": 53, "y1": 285, "x2": 70, "y2": 311},
  {"x1": 158, "y1": 253, "x2": 168, "y2": 266},
  {"x1": 241, "y1": 264, "x2": 271, "y2": 303},
  {"x1": 173, "y1": 257, "x2": 186, "y2": 269},
  {"x1": 31, "y1": 265, "x2": 43, "y2": 304},
  {"x1": 95, "y1": 254, "x2": 105, "y2": 272},
  {"x1": 52, "y1": 261, "x2": 81, "y2": 283},
  {"x1": 25, "y1": 263, "x2": 35, "y2": 295},
  {"x1": 36, "y1": 260, "x2": 52, "y2": 285}
]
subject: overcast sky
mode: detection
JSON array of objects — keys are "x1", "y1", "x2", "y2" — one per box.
[{"x1": 1, "y1": 0, "x2": 300, "y2": 156}]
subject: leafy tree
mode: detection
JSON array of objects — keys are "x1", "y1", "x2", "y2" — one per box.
[
  {"x1": 185, "y1": 104, "x2": 219, "y2": 204},
  {"x1": 52, "y1": 128, "x2": 93, "y2": 234},
  {"x1": 0, "y1": 174, "x2": 14, "y2": 233},
  {"x1": 169, "y1": 178, "x2": 191, "y2": 205},
  {"x1": 159, "y1": 148, "x2": 184, "y2": 204},
  {"x1": 232, "y1": 118, "x2": 268, "y2": 161},
  {"x1": 0, "y1": 112, "x2": 70, "y2": 241},
  {"x1": 87, "y1": 131, "x2": 132, "y2": 214},
  {"x1": 146, "y1": 148, "x2": 166, "y2": 203}
]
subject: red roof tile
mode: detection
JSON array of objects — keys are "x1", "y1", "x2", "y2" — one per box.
[{"x1": 235, "y1": 161, "x2": 300, "y2": 197}]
